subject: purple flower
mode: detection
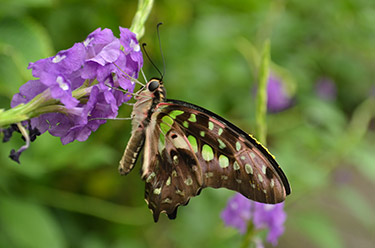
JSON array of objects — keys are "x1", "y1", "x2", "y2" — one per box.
[
  {"x1": 11, "y1": 80, "x2": 48, "y2": 107},
  {"x1": 253, "y1": 202, "x2": 286, "y2": 246},
  {"x1": 316, "y1": 78, "x2": 337, "y2": 101},
  {"x1": 221, "y1": 193, "x2": 287, "y2": 246},
  {"x1": 267, "y1": 75, "x2": 293, "y2": 113},
  {"x1": 10, "y1": 27, "x2": 143, "y2": 151},
  {"x1": 220, "y1": 193, "x2": 252, "y2": 234}
]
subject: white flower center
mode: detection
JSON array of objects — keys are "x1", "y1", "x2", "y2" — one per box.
[
  {"x1": 264, "y1": 204, "x2": 275, "y2": 211},
  {"x1": 230, "y1": 202, "x2": 238, "y2": 210},
  {"x1": 84, "y1": 37, "x2": 94, "y2": 47},
  {"x1": 56, "y1": 76, "x2": 69, "y2": 91},
  {"x1": 52, "y1": 54, "x2": 66, "y2": 63},
  {"x1": 130, "y1": 39, "x2": 140, "y2": 52}
]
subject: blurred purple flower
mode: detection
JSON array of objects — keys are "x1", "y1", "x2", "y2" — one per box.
[
  {"x1": 316, "y1": 78, "x2": 337, "y2": 101},
  {"x1": 9, "y1": 27, "x2": 143, "y2": 160},
  {"x1": 253, "y1": 201, "x2": 286, "y2": 246},
  {"x1": 221, "y1": 192, "x2": 252, "y2": 234},
  {"x1": 221, "y1": 193, "x2": 287, "y2": 246},
  {"x1": 267, "y1": 75, "x2": 293, "y2": 113}
]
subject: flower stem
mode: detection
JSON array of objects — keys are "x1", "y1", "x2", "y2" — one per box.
[
  {"x1": 240, "y1": 222, "x2": 256, "y2": 248},
  {"x1": 130, "y1": 0, "x2": 154, "y2": 40},
  {"x1": 0, "y1": 86, "x2": 92, "y2": 128},
  {"x1": 239, "y1": 39, "x2": 270, "y2": 248},
  {"x1": 255, "y1": 39, "x2": 270, "y2": 145},
  {"x1": 0, "y1": 90, "x2": 54, "y2": 127}
]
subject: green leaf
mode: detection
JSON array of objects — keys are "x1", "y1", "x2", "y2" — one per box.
[
  {"x1": 0, "y1": 17, "x2": 54, "y2": 97},
  {"x1": 0, "y1": 17, "x2": 54, "y2": 62},
  {"x1": 296, "y1": 212, "x2": 343, "y2": 248},
  {"x1": 0, "y1": 53, "x2": 24, "y2": 100},
  {"x1": 0, "y1": 197, "x2": 66, "y2": 248}
]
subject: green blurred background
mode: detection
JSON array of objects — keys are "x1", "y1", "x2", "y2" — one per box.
[{"x1": 0, "y1": 0, "x2": 374, "y2": 247}]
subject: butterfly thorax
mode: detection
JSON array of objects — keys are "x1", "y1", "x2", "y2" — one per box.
[{"x1": 131, "y1": 79, "x2": 166, "y2": 131}]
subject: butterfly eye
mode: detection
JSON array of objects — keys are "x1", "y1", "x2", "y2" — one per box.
[{"x1": 148, "y1": 80, "x2": 159, "y2": 92}]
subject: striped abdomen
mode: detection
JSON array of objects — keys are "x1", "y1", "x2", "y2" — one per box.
[{"x1": 119, "y1": 129, "x2": 145, "y2": 175}]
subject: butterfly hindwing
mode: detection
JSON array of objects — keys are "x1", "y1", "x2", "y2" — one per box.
[{"x1": 142, "y1": 111, "x2": 203, "y2": 222}]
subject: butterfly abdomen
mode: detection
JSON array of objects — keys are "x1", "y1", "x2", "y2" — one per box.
[{"x1": 119, "y1": 129, "x2": 145, "y2": 175}]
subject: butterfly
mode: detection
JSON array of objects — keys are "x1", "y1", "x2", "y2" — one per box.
[{"x1": 119, "y1": 78, "x2": 291, "y2": 222}]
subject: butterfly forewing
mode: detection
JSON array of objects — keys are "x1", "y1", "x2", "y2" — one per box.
[{"x1": 155, "y1": 100, "x2": 290, "y2": 203}]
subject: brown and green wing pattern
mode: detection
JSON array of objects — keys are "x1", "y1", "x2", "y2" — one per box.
[
  {"x1": 141, "y1": 110, "x2": 203, "y2": 222},
  {"x1": 142, "y1": 99, "x2": 290, "y2": 221}
]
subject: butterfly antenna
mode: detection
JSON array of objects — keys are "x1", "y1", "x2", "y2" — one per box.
[
  {"x1": 104, "y1": 83, "x2": 152, "y2": 100},
  {"x1": 89, "y1": 117, "x2": 133, "y2": 121},
  {"x1": 157, "y1": 22, "x2": 166, "y2": 80},
  {"x1": 142, "y1": 43, "x2": 163, "y2": 79},
  {"x1": 113, "y1": 63, "x2": 145, "y2": 87},
  {"x1": 140, "y1": 68, "x2": 148, "y2": 82}
]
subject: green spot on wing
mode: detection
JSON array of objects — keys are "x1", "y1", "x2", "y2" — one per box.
[
  {"x1": 160, "y1": 122, "x2": 170, "y2": 134},
  {"x1": 205, "y1": 172, "x2": 214, "y2": 178},
  {"x1": 188, "y1": 135, "x2": 198, "y2": 153},
  {"x1": 159, "y1": 133, "x2": 165, "y2": 146},
  {"x1": 245, "y1": 163, "x2": 253, "y2": 174},
  {"x1": 183, "y1": 121, "x2": 189, "y2": 128},
  {"x1": 208, "y1": 121, "x2": 214, "y2": 131},
  {"x1": 146, "y1": 172, "x2": 156, "y2": 183},
  {"x1": 188, "y1": 113, "x2": 197, "y2": 122},
  {"x1": 218, "y1": 128, "x2": 223, "y2": 135},
  {"x1": 166, "y1": 176, "x2": 171, "y2": 186},
  {"x1": 200, "y1": 131, "x2": 205, "y2": 137},
  {"x1": 162, "y1": 115, "x2": 174, "y2": 126},
  {"x1": 236, "y1": 141, "x2": 241, "y2": 151},
  {"x1": 169, "y1": 110, "x2": 184, "y2": 119},
  {"x1": 219, "y1": 155, "x2": 229, "y2": 168},
  {"x1": 184, "y1": 177, "x2": 193, "y2": 186},
  {"x1": 217, "y1": 138, "x2": 226, "y2": 149},
  {"x1": 202, "y1": 144, "x2": 214, "y2": 161},
  {"x1": 153, "y1": 188, "x2": 161, "y2": 195}
]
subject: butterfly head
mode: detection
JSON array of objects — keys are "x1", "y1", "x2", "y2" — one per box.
[{"x1": 140, "y1": 78, "x2": 166, "y2": 101}]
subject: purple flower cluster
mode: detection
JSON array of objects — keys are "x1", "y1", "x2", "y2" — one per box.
[
  {"x1": 221, "y1": 193, "x2": 287, "y2": 246},
  {"x1": 11, "y1": 27, "x2": 143, "y2": 145},
  {"x1": 266, "y1": 74, "x2": 293, "y2": 113}
]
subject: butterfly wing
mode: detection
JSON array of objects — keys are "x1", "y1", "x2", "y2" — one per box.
[
  {"x1": 142, "y1": 99, "x2": 291, "y2": 221},
  {"x1": 142, "y1": 109, "x2": 203, "y2": 222}
]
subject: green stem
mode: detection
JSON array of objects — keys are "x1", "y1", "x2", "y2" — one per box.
[
  {"x1": 130, "y1": 0, "x2": 154, "y2": 39},
  {"x1": 255, "y1": 39, "x2": 270, "y2": 145},
  {"x1": 0, "y1": 90, "x2": 53, "y2": 127},
  {"x1": 240, "y1": 40, "x2": 270, "y2": 248},
  {"x1": 0, "y1": 86, "x2": 92, "y2": 128},
  {"x1": 240, "y1": 222, "x2": 256, "y2": 248}
]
